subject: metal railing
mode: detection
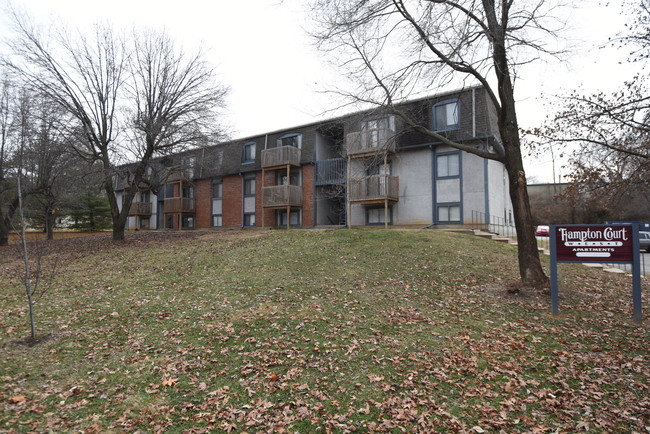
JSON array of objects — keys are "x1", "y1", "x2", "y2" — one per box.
[
  {"x1": 315, "y1": 158, "x2": 346, "y2": 185},
  {"x1": 470, "y1": 210, "x2": 517, "y2": 238}
]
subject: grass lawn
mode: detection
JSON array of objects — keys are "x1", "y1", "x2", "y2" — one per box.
[{"x1": 1, "y1": 229, "x2": 648, "y2": 432}]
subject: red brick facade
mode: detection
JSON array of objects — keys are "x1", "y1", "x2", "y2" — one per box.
[
  {"x1": 194, "y1": 179, "x2": 212, "y2": 229},
  {"x1": 222, "y1": 174, "x2": 243, "y2": 228}
]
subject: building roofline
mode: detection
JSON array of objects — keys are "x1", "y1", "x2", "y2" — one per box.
[{"x1": 218, "y1": 84, "x2": 486, "y2": 145}]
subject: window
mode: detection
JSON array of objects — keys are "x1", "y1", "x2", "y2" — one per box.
[
  {"x1": 212, "y1": 215, "x2": 222, "y2": 227},
  {"x1": 367, "y1": 162, "x2": 391, "y2": 176},
  {"x1": 212, "y1": 180, "x2": 223, "y2": 199},
  {"x1": 277, "y1": 170, "x2": 300, "y2": 186},
  {"x1": 366, "y1": 207, "x2": 392, "y2": 225},
  {"x1": 433, "y1": 99, "x2": 459, "y2": 131},
  {"x1": 277, "y1": 210, "x2": 300, "y2": 226},
  {"x1": 360, "y1": 116, "x2": 395, "y2": 149},
  {"x1": 278, "y1": 133, "x2": 302, "y2": 148},
  {"x1": 244, "y1": 213, "x2": 256, "y2": 227},
  {"x1": 243, "y1": 177, "x2": 256, "y2": 196},
  {"x1": 182, "y1": 185, "x2": 194, "y2": 199},
  {"x1": 140, "y1": 191, "x2": 151, "y2": 203},
  {"x1": 361, "y1": 116, "x2": 395, "y2": 132},
  {"x1": 165, "y1": 184, "x2": 174, "y2": 198},
  {"x1": 182, "y1": 215, "x2": 195, "y2": 229},
  {"x1": 436, "y1": 153, "x2": 460, "y2": 178},
  {"x1": 438, "y1": 205, "x2": 461, "y2": 222},
  {"x1": 242, "y1": 141, "x2": 256, "y2": 163}
]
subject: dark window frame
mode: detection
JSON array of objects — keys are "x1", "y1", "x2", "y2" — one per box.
[
  {"x1": 436, "y1": 203, "x2": 462, "y2": 224},
  {"x1": 435, "y1": 152, "x2": 461, "y2": 179},
  {"x1": 212, "y1": 179, "x2": 223, "y2": 199},
  {"x1": 242, "y1": 141, "x2": 256, "y2": 164},
  {"x1": 432, "y1": 98, "x2": 460, "y2": 132},
  {"x1": 243, "y1": 213, "x2": 256, "y2": 228},
  {"x1": 277, "y1": 133, "x2": 302, "y2": 149},
  {"x1": 365, "y1": 206, "x2": 393, "y2": 225},
  {"x1": 243, "y1": 176, "x2": 256, "y2": 197}
]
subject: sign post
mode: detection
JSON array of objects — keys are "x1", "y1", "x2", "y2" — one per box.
[{"x1": 550, "y1": 224, "x2": 642, "y2": 322}]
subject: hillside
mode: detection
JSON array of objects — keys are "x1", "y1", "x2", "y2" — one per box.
[{"x1": 1, "y1": 229, "x2": 648, "y2": 432}]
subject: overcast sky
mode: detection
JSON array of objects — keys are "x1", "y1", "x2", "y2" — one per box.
[{"x1": 0, "y1": 0, "x2": 637, "y2": 182}]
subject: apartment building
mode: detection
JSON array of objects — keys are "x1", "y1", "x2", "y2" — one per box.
[{"x1": 116, "y1": 86, "x2": 513, "y2": 230}]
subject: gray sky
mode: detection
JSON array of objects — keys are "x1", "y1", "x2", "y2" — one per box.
[{"x1": 1, "y1": 0, "x2": 637, "y2": 182}]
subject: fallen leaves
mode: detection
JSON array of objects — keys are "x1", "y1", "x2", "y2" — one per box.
[
  {"x1": 1, "y1": 230, "x2": 648, "y2": 432},
  {"x1": 10, "y1": 395, "x2": 26, "y2": 404},
  {"x1": 161, "y1": 378, "x2": 179, "y2": 387}
]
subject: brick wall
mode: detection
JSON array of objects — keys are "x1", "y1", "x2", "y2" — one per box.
[
  {"x1": 223, "y1": 174, "x2": 243, "y2": 228},
  {"x1": 195, "y1": 179, "x2": 212, "y2": 229}
]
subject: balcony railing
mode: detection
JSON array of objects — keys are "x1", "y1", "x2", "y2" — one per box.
[
  {"x1": 346, "y1": 128, "x2": 396, "y2": 157},
  {"x1": 164, "y1": 197, "x2": 195, "y2": 213},
  {"x1": 262, "y1": 146, "x2": 301, "y2": 168},
  {"x1": 349, "y1": 175, "x2": 399, "y2": 202},
  {"x1": 128, "y1": 201, "x2": 152, "y2": 216},
  {"x1": 315, "y1": 158, "x2": 346, "y2": 185},
  {"x1": 262, "y1": 185, "x2": 303, "y2": 207}
]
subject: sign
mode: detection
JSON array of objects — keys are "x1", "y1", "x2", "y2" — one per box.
[
  {"x1": 554, "y1": 225, "x2": 633, "y2": 263},
  {"x1": 550, "y1": 224, "x2": 642, "y2": 322}
]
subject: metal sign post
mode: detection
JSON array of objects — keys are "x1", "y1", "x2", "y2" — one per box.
[{"x1": 550, "y1": 223, "x2": 642, "y2": 322}]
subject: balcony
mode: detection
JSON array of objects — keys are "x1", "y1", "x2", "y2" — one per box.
[
  {"x1": 349, "y1": 175, "x2": 399, "y2": 203},
  {"x1": 128, "y1": 201, "x2": 152, "y2": 216},
  {"x1": 262, "y1": 185, "x2": 303, "y2": 208},
  {"x1": 166, "y1": 168, "x2": 195, "y2": 182},
  {"x1": 346, "y1": 128, "x2": 396, "y2": 157},
  {"x1": 164, "y1": 197, "x2": 195, "y2": 213},
  {"x1": 262, "y1": 146, "x2": 301, "y2": 169},
  {"x1": 315, "y1": 158, "x2": 346, "y2": 185}
]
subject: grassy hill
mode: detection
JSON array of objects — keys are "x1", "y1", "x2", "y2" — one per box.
[{"x1": 1, "y1": 229, "x2": 648, "y2": 432}]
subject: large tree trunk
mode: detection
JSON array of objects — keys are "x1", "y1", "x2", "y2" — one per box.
[
  {"x1": 491, "y1": 15, "x2": 548, "y2": 289},
  {"x1": 112, "y1": 218, "x2": 126, "y2": 241},
  {"x1": 499, "y1": 95, "x2": 548, "y2": 288},
  {"x1": 45, "y1": 205, "x2": 55, "y2": 241},
  {"x1": 509, "y1": 168, "x2": 549, "y2": 287}
]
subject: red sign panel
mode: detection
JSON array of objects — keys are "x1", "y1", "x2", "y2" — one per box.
[{"x1": 555, "y1": 225, "x2": 633, "y2": 262}]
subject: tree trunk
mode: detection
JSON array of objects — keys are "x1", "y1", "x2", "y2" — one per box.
[
  {"x1": 491, "y1": 17, "x2": 549, "y2": 289},
  {"x1": 45, "y1": 207, "x2": 55, "y2": 241},
  {"x1": 112, "y1": 218, "x2": 126, "y2": 241},
  {"x1": 508, "y1": 168, "x2": 549, "y2": 287}
]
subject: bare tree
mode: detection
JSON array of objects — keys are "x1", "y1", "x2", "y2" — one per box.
[
  {"x1": 20, "y1": 92, "x2": 79, "y2": 239},
  {"x1": 119, "y1": 29, "x2": 228, "y2": 208},
  {"x1": 3, "y1": 16, "x2": 129, "y2": 240},
  {"x1": 4, "y1": 12, "x2": 229, "y2": 240},
  {"x1": 0, "y1": 69, "x2": 19, "y2": 246},
  {"x1": 531, "y1": 0, "x2": 649, "y2": 218},
  {"x1": 310, "y1": 0, "x2": 566, "y2": 287},
  {"x1": 15, "y1": 173, "x2": 57, "y2": 341}
]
